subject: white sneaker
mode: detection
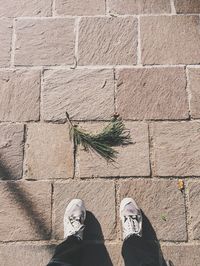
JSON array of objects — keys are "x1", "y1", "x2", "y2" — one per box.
[
  {"x1": 64, "y1": 199, "x2": 86, "y2": 240},
  {"x1": 120, "y1": 198, "x2": 142, "y2": 240}
]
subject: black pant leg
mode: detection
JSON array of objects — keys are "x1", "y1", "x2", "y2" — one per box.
[
  {"x1": 47, "y1": 236, "x2": 83, "y2": 266},
  {"x1": 122, "y1": 235, "x2": 160, "y2": 266}
]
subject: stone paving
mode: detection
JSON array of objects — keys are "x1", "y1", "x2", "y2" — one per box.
[{"x1": 0, "y1": 0, "x2": 200, "y2": 265}]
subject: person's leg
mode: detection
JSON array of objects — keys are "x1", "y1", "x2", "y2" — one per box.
[
  {"x1": 120, "y1": 198, "x2": 160, "y2": 266},
  {"x1": 47, "y1": 199, "x2": 86, "y2": 266},
  {"x1": 47, "y1": 236, "x2": 83, "y2": 266},
  {"x1": 122, "y1": 235, "x2": 160, "y2": 266}
]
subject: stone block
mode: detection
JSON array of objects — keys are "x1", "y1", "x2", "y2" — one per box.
[
  {"x1": 188, "y1": 181, "x2": 200, "y2": 239},
  {"x1": 15, "y1": 19, "x2": 75, "y2": 66},
  {"x1": 141, "y1": 16, "x2": 200, "y2": 65},
  {"x1": 0, "y1": 19, "x2": 12, "y2": 67},
  {"x1": 162, "y1": 245, "x2": 200, "y2": 266},
  {"x1": 78, "y1": 17, "x2": 137, "y2": 65},
  {"x1": 53, "y1": 181, "x2": 116, "y2": 240},
  {"x1": 108, "y1": 0, "x2": 170, "y2": 15},
  {"x1": 42, "y1": 69, "x2": 114, "y2": 121},
  {"x1": 0, "y1": 0, "x2": 52, "y2": 17},
  {"x1": 0, "y1": 181, "x2": 52, "y2": 241},
  {"x1": 0, "y1": 70, "x2": 40, "y2": 122},
  {"x1": 24, "y1": 124, "x2": 74, "y2": 179},
  {"x1": 119, "y1": 180, "x2": 187, "y2": 241},
  {"x1": 188, "y1": 68, "x2": 200, "y2": 118},
  {"x1": 153, "y1": 122, "x2": 200, "y2": 176},
  {"x1": 0, "y1": 124, "x2": 24, "y2": 180},
  {"x1": 0, "y1": 244, "x2": 54, "y2": 266},
  {"x1": 174, "y1": 0, "x2": 200, "y2": 13},
  {"x1": 55, "y1": 0, "x2": 105, "y2": 15},
  {"x1": 116, "y1": 67, "x2": 188, "y2": 120}
]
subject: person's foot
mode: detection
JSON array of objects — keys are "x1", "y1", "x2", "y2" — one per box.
[
  {"x1": 64, "y1": 199, "x2": 86, "y2": 240},
  {"x1": 120, "y1": 197, "x2": 142, "y2": 240}
]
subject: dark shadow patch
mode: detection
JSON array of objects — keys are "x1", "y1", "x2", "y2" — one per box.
[
  {"x1": 0, "y1": 160, "x2": 13, "y2": 180},
  {"x1": 81, "y1": 211, "x2": 113, "y2": 266},
  {"x1": 81, "y1": 243, "x2": 113, "y2": 266},
  {"x1": 122, "y1": 211, "x2": 169, "y2": 266},
  {"x1": 83, "y1": 211, "x2": 104, "y2": 241},
  {"x1": 6, "y1": 181, "x2": 51, "y2": 239}
]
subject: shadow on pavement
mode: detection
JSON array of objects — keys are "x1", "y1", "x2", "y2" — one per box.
[
  {"x1": 122, "y1": 211, "x2": 169, "y2": 266},
  {"x1": 0, "y1": 160, "x2": 14, "y2": 180},
  {"x1": 0, "y1": 160, "x2": 55, "y2": 256},
  {"x1": 6, "y1": 181, "x2": 51, "y2": 239},
  {"x1": 81, "y1": 211, "x2": 113, "y2": 266}
]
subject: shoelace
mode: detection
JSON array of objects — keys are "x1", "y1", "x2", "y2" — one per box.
[
  {"x1": 124, "y1": 215, "x2": 139, "y2": 234},
  {"x1": 69, "y1": 215, "x2": 82, "y2": 231}
]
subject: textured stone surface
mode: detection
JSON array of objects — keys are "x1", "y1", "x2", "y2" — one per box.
[
  {"x1": 153, "y1": 122, "x2": 200, "y2": 176},
  {"x1": 43, "y1": 69, "x2": 114, "y2": 121},
  {"x1": 120, "y1": 180, "x2": 187, "y2": 241},
  {"x1": 15, "y1": 19, "x2": 75, "y2": 66},
  {"x1": 0, "y1": 124, "x2": 24, "y2": 180},
  {"x1": 24, "y1": 124, "x2": 73, "y2": 180},
  {"x1": 108, "y1": 0, "x2": 170, "y2": 15},
  {"x1": 0, "y1": 181, "x2": 51, "y2": 241},
  {"x1": 0, "y1": 70, "x2": 40, "y2": 122},
  {"x1": 55, "y1": 0, "x2": 105, "y2": 15},
  {"x1": 106, "y1": 244, "x2": 123, "y2": 266},
  {"x1": 0, "y1": 244, "x2": 54, "y2": 266},
  {"x1": 0, "y1": 0, "x2": 200, "y2": 261},
  {"x1": 78, "y1": 122, "x2": 150, "y2": 178},
  {"x1": 141, "y1": 16, "x2": 200, "y2": 65},
  {"x1": 188, "y1": 68, "x2": 200, "y2": 118},
  {"x1": 78, "y1": 17, "x2": 137, "y2": 65},
  {"x1": 0, "y1": 0, "x2": 52, "y2": 17},
  {"x1": 188, "y1": 181, "x2": 200, "y2": 240},
  {"x1": 117, "y1": 67, "x2": 188, "y2": 120},
  {"x1": 0, "y1": 19, "x2": 12, "y2": 67},
  {"x1": 174, "y1": 0, "x2": 200, "y2": 13},
  {"x1": 162, "y1": 245, "x2": 200, "y2": 266},
  {"x1": 53, "y1": 181, "x2": 116, "y2": 240}
]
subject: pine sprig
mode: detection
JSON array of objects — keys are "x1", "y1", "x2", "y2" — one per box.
[
  {"x1": 92, "y1": 116, "x2": 131, "y2": 146},
  {"x1": 66, "y1": 112, "x2": 132, "y2": 162}
]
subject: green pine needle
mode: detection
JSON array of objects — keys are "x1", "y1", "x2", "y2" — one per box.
[{"x1": 66, "y1": 112, "x2": 132, "y2": 162}]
